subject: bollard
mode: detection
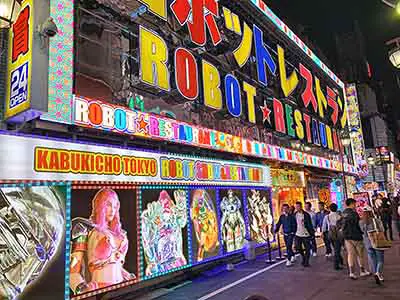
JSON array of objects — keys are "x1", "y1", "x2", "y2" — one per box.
[
  {"x1": 275, "y1": 233, "x2": 285, "y2": 260},
  {"x1": 244, "y1": 239, "x2": 257, "y2": 261},
  {"x1": 226, "y1": 263, "x2": 235, "y2": 271},
  {"x1": 264, "y1": 233, "x2": 275, "y2": 264}
]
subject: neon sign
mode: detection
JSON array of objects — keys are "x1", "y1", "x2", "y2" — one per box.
[
  {"x1": 136, "y1": 21, "x2": 347, "y2": 151},
  {"x1": 346, "y1": 84, "x2": 367, "y2": 176},
  {"x1": 73, "y1": 96, "x2": 357, "y2": 175}
]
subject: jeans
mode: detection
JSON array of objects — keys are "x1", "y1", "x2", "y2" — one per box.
[
  {"x1": 383, "y1": 215, "x2": 393, "y2": 241},
  {"x1": 295, "y1": 236, "x2": 311, "y2": 265},
  {"x1": 310, "y1": 236, "x2": 317, "y2": 253},
  {"x1": 396, "y1": 220, "x2": 400, "y2": 236},
  {"x1": 331, "y1": 239, "x2": 344, "y2": 268},
  {"x1": 367, "y1": 247, "x2": 384, "y2": 274},
  {"x1": 323, "y1": 232, "x2": 332, "y2": 254},
  {"x1": 284, "y1": 234, "x2": 295, "y2": 261}
]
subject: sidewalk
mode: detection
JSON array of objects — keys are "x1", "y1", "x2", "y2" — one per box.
[{"x1": 154, "y1": 241, "x2": 400, "y2": 300}]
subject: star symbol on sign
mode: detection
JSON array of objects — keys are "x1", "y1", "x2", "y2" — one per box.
[
  {"x1": 138, "y1": 115, "x2": 149, "y2": 134},
  {"x1": 260, "y1": 104, "x2": 271, "y2": 124}
]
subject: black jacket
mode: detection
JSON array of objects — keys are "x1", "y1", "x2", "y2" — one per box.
[
  {"x1": 275, "y1": 214, "x2": 296, "y2": 234},
  {"x1": 294, "y1": 211, "x2": 315, "y2": 237},
  {"x1": 342, "y1": 208, "x2": 363, "y2": 241}
]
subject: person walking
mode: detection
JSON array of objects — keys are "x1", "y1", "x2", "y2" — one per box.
[
  {"x1": 393, "y1": 197, "x2": 400, "y2": 239},
  {"x1": 275, "y1": 204, "x2": 296, "y2": 267},
  {"x1": 360, "y1": 206, "x2": 385, "y2": 285},
  {"x1": 322, "y1": 203, "x2": 344, "y2": 270},
  {"x1": 316, "y1": 202, "x2": 332, "y2": 257},
  {"x1": 305, "y1": 202, "x2": 318, "y2": 256},
  {"x1": 294, "y1": 201, "x2": 315, "y2": 267},
  {"x1": 343, "y1": 198, "x2": 370, "y2": 280},
  {"x1": 380, "y1": 198, "x2": 394, "y2": 241}
]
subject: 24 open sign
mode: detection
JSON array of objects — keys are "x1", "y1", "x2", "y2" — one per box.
[{"x1": 9, "y1": 61, "x2": 29, "y2": 109}]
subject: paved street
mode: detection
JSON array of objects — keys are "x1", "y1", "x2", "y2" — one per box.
[{"x1": 154, "y1": 241, "x2": 400, "y2": 300}]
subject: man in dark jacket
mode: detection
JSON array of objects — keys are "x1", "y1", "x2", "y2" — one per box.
[
  {"x1": 380, "y1": 197, "x2": 394, "y2": 241},
  {"x1": 342, "y1": 198, "x2": 369, "y2": 279},
  {"x1": 294, "y1": 201, "x2": 315, "y2": 267},
  {"x1": 275, "y1": 204, "x2": 296, "y2": 266},
  {"x1": 393, "y1": 197, "x2": 400, "y2": 239}
]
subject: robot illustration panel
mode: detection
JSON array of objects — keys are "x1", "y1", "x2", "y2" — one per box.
[
  {"x1": 218, "y1": 189, "x2": 246, "y2": 253},
  {"x1": 0, "y1": 184, "x2": 67, "y2": 300},
  {"x1": 245, "y1": 189, "x2": 274, "y2": 244},
  {"x1": 69, "y1": 186, "x2": 137, "y2": 298},
  {"x1": 140, "y1": 188, "x2": 189, "y2": 278},
  {"x1": 189, "y1": 189, "x2": 220, "y2": 264}
]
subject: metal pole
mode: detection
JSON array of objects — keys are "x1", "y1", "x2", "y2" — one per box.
[
  {"x1": 372, "y1": 165, "x2": 376, "y2": 183},
  {"x1": 0, "y1": 28, "x2": 9, "y2": 125},
  {"x1": 341, "y1": 148, "x2": 349, "y2": 200}
]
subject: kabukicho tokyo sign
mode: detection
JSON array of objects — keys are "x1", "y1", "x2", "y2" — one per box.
[
  {"x1": 0, "y1": 133, "x2": 270, "y2": 186},
  {"x1": 74, "y1": 96, "x2": 357, "y2": 175}
]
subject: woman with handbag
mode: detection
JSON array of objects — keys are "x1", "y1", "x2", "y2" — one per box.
[{"x1": 360, "y1": 206, "x2": 388, "y2": 285}]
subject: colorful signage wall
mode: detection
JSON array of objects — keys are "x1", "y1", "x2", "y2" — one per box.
[
  {"x1": 39, "y1": 0, "x2": 359, "y2": 175},
  {"x1": 70, "y1": 1, "x2": 347, "y2": 149},
  {"x1": 345, "y1": 84, "x2": 367, "y2": 176},
  {"x1": 0, "y1": 133, "x2": 274, "y2": 299}
]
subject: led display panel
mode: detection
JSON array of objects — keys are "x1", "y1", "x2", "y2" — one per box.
[
  {"x1": 189, "y1": 188, "x2": 221, "y2": 264},
  {"x1": 139, "y1": 187, "x2": 189, "y2": 279},
  {"x1": 218, "y1": 189, "x2": 247, "y2": 254},
  {"x1": 69, "y1": 185, "x2": 138, "y2": 298},
  {"x1": 245, "y1": 189, "x2": 274, "y2": 244},
  {"x1": 0, "y1": 183, "x2": 68, "y2": 300}
]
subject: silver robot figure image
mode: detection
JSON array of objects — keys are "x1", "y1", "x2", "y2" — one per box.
[
  {"x1": 220, "y1": 190, "x2": 246, "y2": 252},
  {"x1": 0, "y1": 186, "x2": 65, "y2": 299}
]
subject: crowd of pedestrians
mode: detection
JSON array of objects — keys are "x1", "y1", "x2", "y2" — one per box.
[{"x1": 275, "y1": 195, "x2": 398, "y2": 285}]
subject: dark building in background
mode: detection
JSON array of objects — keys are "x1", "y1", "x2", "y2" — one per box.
[{"x1": 336, "y1": 21, "x2": 397, "y2": 190}]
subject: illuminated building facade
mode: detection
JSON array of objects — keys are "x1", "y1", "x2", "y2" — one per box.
[{"x1": 0, "y1": 1, "x2": 360, "y2": 299}]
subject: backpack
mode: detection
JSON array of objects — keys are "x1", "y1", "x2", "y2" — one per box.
[{"x1": 327, "y1": 214, "x2": 344, "y2": 241}]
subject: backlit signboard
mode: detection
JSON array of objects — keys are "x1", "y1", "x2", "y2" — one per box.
[
  {"x1": 43, "y1": 0, "x2": 351, "y2": 160},
  {"x1": 346, "y1": 84, "x2": 367, "y2": 176},
  {"x1": 0, "y1": 132, "x2": 275, "y2": 299},
  {"x1": 5, "y1": 0, "x2": 33, "y2": 121}
]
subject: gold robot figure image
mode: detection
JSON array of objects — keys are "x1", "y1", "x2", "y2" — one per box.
[{"x1": 190, "y1": 190, "x2": 219, "y2": 262}]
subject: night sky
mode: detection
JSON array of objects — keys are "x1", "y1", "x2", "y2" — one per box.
[{"x1": 267, "y1": 0, "x2": 400, "y2": 111}]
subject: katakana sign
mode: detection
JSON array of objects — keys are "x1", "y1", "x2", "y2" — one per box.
[
  {"x1": 133, "y1": 0, "x2": 347, "y2": 152},
  {"x1": 5, "y1": 0, "x2": 33, "y2": 121}
]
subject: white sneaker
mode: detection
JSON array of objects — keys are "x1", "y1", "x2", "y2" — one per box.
[
  {"x1": 286, "y1": 260, "x2": 292, "y2": 267},
  {"x1": 325, "y1": 253, "x2": 332, "y2": 257},
  {"x1": 360, "y1": 271, "x2": 371, "y2": 277},
  {"x1": 313, "y1": 252, "x2": 317, "y2": 257},
  {"x1": 290, "y1": 256, "x2": 296, "y2": 263},
  {"x1": 349, "y1": 273, "x2": 358, "y2": 280}
]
